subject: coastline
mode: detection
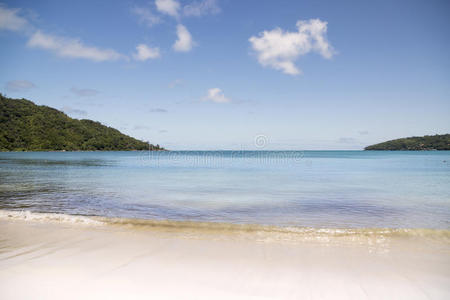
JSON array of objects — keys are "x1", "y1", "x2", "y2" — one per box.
[{"x1": 1, "y1": 210, "x2": 449, "y2": 299}]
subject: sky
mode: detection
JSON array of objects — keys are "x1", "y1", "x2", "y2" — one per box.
[{"x1": 0, "y1": 0, "x2": 449, "y2": 150}]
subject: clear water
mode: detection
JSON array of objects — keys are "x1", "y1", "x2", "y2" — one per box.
[{"x1": 0, "y1": 151, "x2": 449, "y2": 229}]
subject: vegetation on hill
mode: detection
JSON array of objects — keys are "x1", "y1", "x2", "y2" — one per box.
[
  {"x1": 0, "y1": 94, "x2": 164, "y2": 151},
  {"x1": 365, "y1": 134, "x2": 450, "y2": 150}
]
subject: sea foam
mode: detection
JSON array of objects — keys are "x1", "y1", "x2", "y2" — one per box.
[{"x1": 0, "y1": 209, "x2": 104, "y2": 226}]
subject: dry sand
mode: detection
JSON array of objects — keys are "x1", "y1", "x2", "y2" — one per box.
[{"x1": 0, "y1": 215, "x2": 449, "y2": 300}]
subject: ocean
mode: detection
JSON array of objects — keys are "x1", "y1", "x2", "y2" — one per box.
[{"x1": 0, "y1": 150, "x2": 449, "y2": 230}]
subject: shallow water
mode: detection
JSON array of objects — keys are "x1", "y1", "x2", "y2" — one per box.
[{"x1": 0, "y1": 151, "x2": 449, "y2": 229}]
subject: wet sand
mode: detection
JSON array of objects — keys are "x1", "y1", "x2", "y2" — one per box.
[{"x1": 0, "y1": 215, "x2": 449, "y2": 299}]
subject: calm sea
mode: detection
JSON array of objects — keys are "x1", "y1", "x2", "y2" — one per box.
[{"x1": 0, "y1": 151, "x2": 449, "y2": 229}]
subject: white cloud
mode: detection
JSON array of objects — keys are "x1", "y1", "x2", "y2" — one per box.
[
  {"x1": 203, "y1": 88, "x2": 230, "y2": 103},
  {"x1": 249, "y1": 19, "x2": 335, "y2": 75},
  {"x1": 0, "y1": 5, "x2": 28, "y2": 32},
  {"x1": 5, "y1": 80, "x2": 36, "y2": 92},
  {"x1": 173, "y1": 24, "x2": 194, "y2": 52},
  {"x1": 1, "y1": 6, "x2": 127, "y2": 63},
  {"x1": 133, "y1": 44, "x2": 160, "y2": 61},
  {"x1": 131, "y1": 6, "x2": 161, "y2": 27},
  {"x1": 155, "y1": 0, "x2": 180, "y2": 17},
  {"x1": 183, "y1": 0, "x2": 220, "y2": 17},
  {"x1": 27, "y1": 31, "x2": 124, "y2": 62}
]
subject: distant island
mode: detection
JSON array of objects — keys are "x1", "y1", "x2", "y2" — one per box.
[
  {"x1": 365, "y1": 134, "x2": 450, "y2": 150},
  {"x1": 0, "y1": 94, "x2": 164, "y2": 151}
]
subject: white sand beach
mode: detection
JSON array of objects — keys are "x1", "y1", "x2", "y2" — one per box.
[{"x1": 0, "y1": 212, "x2": 449, "y2": 300}]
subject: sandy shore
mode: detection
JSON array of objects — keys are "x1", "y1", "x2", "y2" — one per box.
[{"x1": 0, "y1": 215, "x2": 449, "y2": 299}]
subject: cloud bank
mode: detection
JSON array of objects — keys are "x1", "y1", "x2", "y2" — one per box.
[{"x1": 249, "y1": 19, "x2": 335, "y2": 75}]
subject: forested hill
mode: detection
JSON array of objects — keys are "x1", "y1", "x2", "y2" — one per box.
[
  {"x1": 365, "y1": 134, "x2": 450, "y2": 150},
  {"x1": 0, "y1": 94, "x2": 164, "y2": 151}
]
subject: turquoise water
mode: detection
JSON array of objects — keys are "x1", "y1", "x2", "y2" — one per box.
[{"x1": 0, "y1": 151, "x2": 449, "y2": 229}]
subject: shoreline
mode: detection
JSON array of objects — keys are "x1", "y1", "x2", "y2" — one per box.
[
  {"x1": 2, "y1": 209, "x2": 449, "y2": 240},
  {"x1": 1, "y1": 211, "x2": 449, "y2": 299}
]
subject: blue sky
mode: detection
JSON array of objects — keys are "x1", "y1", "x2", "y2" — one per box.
[{"x1": 1, "y1": 0, "x2": 449, "y2": 150}]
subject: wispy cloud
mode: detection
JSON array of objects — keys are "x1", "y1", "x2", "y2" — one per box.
[
  {"x1": 131, "y1": 6, "x2": 161, "y2": 27},
  {"x1": 249, "y1": 19, "x2": 335, "y2": 75},
  {"x1": 5, "y1": 80, "x2": 36, "y2": 92},
  {"x1": 0, "y1": 5, "x2": 28, "y2": 32},
  {"x1": 155, "y1": 0, "x2": 180, "y2": 17},
  {"x1": 2, "y1": 4, "x2": 155, "y2": 64},
  {"x1": 62, "y1": 106, "x2": 88, "y2": 117},
  {"x1": 202, "y1": 88, "x2": 230, "y2": 103},
  {"x1": 131, "y1": 1, "x2": 220, "y2": 54},
  {"x1": 27, "y1": 31, "x2": 125, "y2": 62},
  {"x1": 139, "y1": 0, "x2": 220, "y2": 20},
  {"x1": 173, "y1": 24, "x2": 194, "y2": 52},
  {"x1": 133, "y1": 44, "x2": 160, "y2": 61},
  {"x1": 149, "y1": 108, "x2": 168, "y2": 113},
  {"x1": 70, "y1": 87, "x2": 99, "y2": 97},
  {"x1": 358, "y1": 130, "x2": 369, "y2": 135},
  {"x1": 183, "y1": 0, "x2": 220, "y2": 17},
  {"x1": 168, "y1": 79, "x2": 183, "y2": 88}
]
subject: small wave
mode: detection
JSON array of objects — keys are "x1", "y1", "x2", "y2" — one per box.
[
  {"x1": 1, "y1": 210, "x2": 449, "y2": 242},
  {"x1": 100, "y1": 217, "x2": 450, "y2": 240}
]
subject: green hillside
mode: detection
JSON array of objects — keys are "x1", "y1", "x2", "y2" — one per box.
[
  {"x1": 0, "y1": 94, "x2": 164, "y2": 151},
  {"x1": 365, "y1": 134, "x2": 450, "y2": 150}
]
